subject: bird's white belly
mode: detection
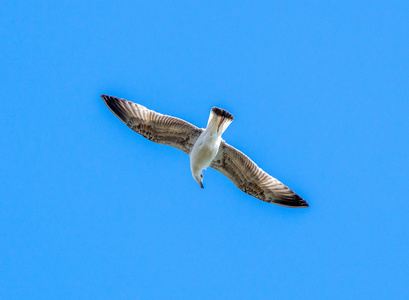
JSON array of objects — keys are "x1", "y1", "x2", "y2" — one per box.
[{"x1": 190, "y1": 134, "x2": 220, "y2": 171}]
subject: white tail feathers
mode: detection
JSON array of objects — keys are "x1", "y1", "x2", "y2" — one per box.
[{"x1": 206, "y1": 107, "x2": 234, "y2": 134}]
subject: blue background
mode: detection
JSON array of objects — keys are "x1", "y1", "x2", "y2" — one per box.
[{"x1": 1, "y1": 0, "x2": 408, "y2": 298}]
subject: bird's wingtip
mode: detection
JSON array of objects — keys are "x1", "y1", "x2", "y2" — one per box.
[
  {"x1": 101, "y1": 94, "x2": 111, "y2": 101},
  {"x1": 272, "y1": 196, "x2": 309, "y2": 208}
]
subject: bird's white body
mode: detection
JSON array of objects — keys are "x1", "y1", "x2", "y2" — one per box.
[
  {"x1": 189, "y1": 107, "x2": 234, "y2": 188},
  {"x1": 190, "y1": 129, "x2": 222, "y2": 186}
]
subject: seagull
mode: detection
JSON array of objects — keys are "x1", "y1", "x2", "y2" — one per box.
[{"x1": 101, "y1": 95, "x2": 309, "y2": 208}]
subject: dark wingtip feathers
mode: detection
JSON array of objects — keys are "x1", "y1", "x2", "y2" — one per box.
[
  {"x1": 273, "y1": 195, "x2": 309, "y2": 208},
  {"x1": 101, "y1": 94, "x2": 114, "y2": 103},
  {"x1": 211, "y1": 107, "x2": 234, "y2": 121},
  {"x1": 101, "y1": 94, "x2": 128, "y2": 123}
]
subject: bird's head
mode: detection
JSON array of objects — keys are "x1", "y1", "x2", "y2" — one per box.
[{"x1": 194, "y1": 171, "x2": 204, "y2": 189}]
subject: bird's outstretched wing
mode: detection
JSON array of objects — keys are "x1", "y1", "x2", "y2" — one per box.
[
  {"x1": 210, "y1": 141, "x2": 308, "y2": 208},
  {"x1": 102, "y1": 95, "x2": 203, "y2": 155}
]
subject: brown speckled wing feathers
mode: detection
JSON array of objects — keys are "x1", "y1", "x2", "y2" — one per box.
[
  {"x1": 210, "y1": 141, "x2": 308, "y2": 208},
  {"x1": 101, "y1": 95, "x2": 203, "y2": 155}
]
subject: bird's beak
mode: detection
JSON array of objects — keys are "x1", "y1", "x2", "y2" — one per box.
[{"x1": 200, "y1": 182, "x2": 204, "y2": 189}]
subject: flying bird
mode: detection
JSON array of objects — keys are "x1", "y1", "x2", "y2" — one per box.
[{"x1": 102, "y1": 95, "x2": 308, "y2": 208}]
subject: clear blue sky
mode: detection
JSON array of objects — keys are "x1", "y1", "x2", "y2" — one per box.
[{"x1": 1, "y1": 0, "x2": 408, "y2": 299}]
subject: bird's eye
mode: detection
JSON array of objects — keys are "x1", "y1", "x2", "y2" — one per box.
[{"x1": 201, "y1": 174, "x2": 203, "y2": 178}]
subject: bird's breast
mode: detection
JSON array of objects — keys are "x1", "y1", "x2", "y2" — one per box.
[{"x1": 190, "y1": 135, "x2": 221, "y2": 171}]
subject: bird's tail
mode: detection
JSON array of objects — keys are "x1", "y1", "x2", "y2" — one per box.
[{"x1": 206, "y1": 107, "x2": 234, "y2": 134}]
